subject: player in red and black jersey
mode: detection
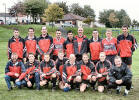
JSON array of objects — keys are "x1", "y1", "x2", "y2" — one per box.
[
  {"x1": 8, "y1": 28, "x2": 25, "y2": 61},
  {"x1": 37, "y1": 26, "x2": 54, "y2": 61},
  {"x1": 96, "y1": 52, "x2": 112, "y2": 92},
  {"x1": 24, "y1": 28, "x2": 38, "y2": 63},
  {"x1": 117, "y1": 25, "x2": 136, "y2": 70},
  {"x1": 102, "y1": 29, "x2": 119, "y2": 65},
  {"x1": 74, "y1": 27, "x2": 89, "y2": 61},
  {"x1": 52, "y1": 30, "x2": 65, "y2": 61},
  {"x1": 62, "y1": 54, "x2": 81, "y2": 91},
  {"x1": 18, "y1": 53, "x2": 40, "y2": 90},
  {"x1": 40, "y1": 54, "x2": 58, "y2": 90},
  {"x1": 55, "y1": 51, "x2": 68, "y2": 89},
  {"x1": 79, "y1": 53, "x2": 96, "y2": 92},
  {"x1": 5, "y1": 53, "x2": 26, "y2": 91},
  {"x1": 63, "y1": 30, "x2": 76, "y2": 58},
  {"x1": 89, "y1": 29, "x2": 102, "y2": 65}
]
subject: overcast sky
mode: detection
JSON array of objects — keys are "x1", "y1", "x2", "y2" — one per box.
[{"x1": 0, "y1": 0, "x2": 139, "y2": 21}]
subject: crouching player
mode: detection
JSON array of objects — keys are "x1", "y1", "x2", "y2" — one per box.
[
  {"x1": 5, "y1": 53, "x2": 26, "y2": 90},
  {"x1": 108, "y1": 56, "x2": 132, "y2": 96},
  {"x1": 40, "y1": 54, "x2": 58, "y2": 90},
  {"x1": 96, "y1": 52, "x2": 112, "y2": 92},
  {"x1": 17, "y1": 53, "x2": 40, "y2": 90},
  {"x1": 62, "y1": 54, "x2": 81, "y2": 92},
  {"x1": 55, "y1": 51, "x2": 68, "y2": 89},
  {"x1": 79, "y1": 53, "x2": 96, "y2": 92}
]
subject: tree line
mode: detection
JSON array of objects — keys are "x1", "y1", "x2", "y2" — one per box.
[{"x1": 8, "y1": 0, "x2": 139, "y2": 28}]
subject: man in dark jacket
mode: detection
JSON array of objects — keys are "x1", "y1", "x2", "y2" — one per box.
[
  {"x1": 74, "y1": 27, "x2": 88, "y2": 61},
  {"x1": 108, "y1": 56, "x2": 132, "y2": 96}
]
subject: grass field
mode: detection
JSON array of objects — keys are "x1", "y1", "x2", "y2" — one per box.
[{"x1": 0, "y1": 25, "x2": 139, "y2": 100}]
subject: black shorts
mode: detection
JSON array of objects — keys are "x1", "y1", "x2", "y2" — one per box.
[
  {"x1": 82, "y1": 80, "x2": 90, "y2": 84},
  {"x1": 121, "y1": 57, "x2": 132, "y2": 65},
  {"x1": 98, "y1": 80, "x2": 108, "y2": 86}
]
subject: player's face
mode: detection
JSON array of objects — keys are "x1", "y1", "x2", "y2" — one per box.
[
  {"x1": 58, "y1": 52, "x2": 64, "y2": 60},
  {"x1": 13, "y1": 30, "x2": 19, "y2": 38},
  {"x1": 68, "y1": 33, "x2": 73, "y2": 40},
  {"x1": 99, "y1": 53, "x2": 106, "y2": 62},
  {"x1": 82, "y1": 55, "x2": 89, "y2": 64},
  {"x1": 41, "y1": 27, "x2": 47, "y2": 35},
  {"x1": 44, "y1": 55, "x2": 50, "y2": 62},
  {"x1": 28, "y1": 54, "x2": 35, "y2": 63},
  {"x1": 122, "y1": 27, "x2": 128, "y2": 34},
  {"x1": 69, "y1": 54, "x2": 76, "y2": 64},
  {"x1": 56, "y1": 31, "x2": 61, "y2": 38},
  {"x1": 11, "y1": 54, "x2": 18, "y2": 61},
  {"x1": 92, "y1": 31, "x2": 98, "y2": 38},
  {"x1": 114, "y1": 58, "x2": 122, "y2": 67},
  {"x1": 106, "y1": 31, "x2": 112, "y2": 39},
  {"x1": 78, "y1": 28, "x2": 83, "y2": 37},
  {"x1": 28, "y1": 29, "x2": 34, "y2": 36}
]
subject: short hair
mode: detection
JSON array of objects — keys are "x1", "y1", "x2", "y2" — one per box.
[
  {"x1": 12, "y1": 52, "x2": 17, "y2": 56},
  {"x1": 82, "y1": 53, "x2": 88, "y2": 57},
  {"x1": 93, "y1": 29, "x2": 98, "y2": 32},
  {"x1": 56, "y1": 29, "x2": 61, "y2": 32},
  {"x1": 114, "y1": 56, "x2": 122, "y2": 61},
  {"x1": 67, "y1": 30, "x2": 72, "y2": 34},
  {"x1": 122, "y1": 25, "x2": 128, "y2": 29},
  {"x1": 41, "y1": 26, "x2": 47, "y2": 30},
  {"x1": 13, "y1": 28, "x2": 19, "y2": 32},
  {"x1": 58, "y1": 50, "x2": 64, "y2": 54},
  {"x1": 106, "y1": 29, "x2": 112, "y2": 33},
  {"x1": 99, "y1": 52, "x2": 106, "y2": 56},
  {"x1": 28, "y1": 27, "x2": 34, "y2": 31},
  {"x1": 28, "y1": 53, "x2": 35, "y2": 56}
]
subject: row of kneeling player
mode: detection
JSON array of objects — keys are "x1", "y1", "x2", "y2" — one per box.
[{"x1": 5, "y1": 52, "x2": 132, "y2": 96}]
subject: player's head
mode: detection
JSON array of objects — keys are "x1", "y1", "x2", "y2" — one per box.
[
  {"x1": 13, "y1": 28, "x2": 19, "y2": 38},
  {"x1": 78, "y1": 27, "x2": 84, "y2": 37},
  {"x1": 44, "y1": 54, "x2": 50, "y2": 62},
  {"x1": 67, "y1": 30, "x2": 73, "y2": 40},
  {"x1": 92, "y1": 29, "x2": 99, "y2": 38},
  {"x1": 69, "y1": 54, "x2": 76, "y2": 64},
  {"x1": 28, "y1": 53, "x2": 35, "y2": 63},
  {"x1": 122, "y1": 25, "x2": 128, "y2": 34},
  {"x1": 56, "y1": 29, "x2": 61, "y2": 38},
  {"x1": 58, "y1": 51, "x2": 64, "y2": 60},
  {"x1": 99, "y1": 52, "x2": 106, "y2": 62},
  {"x1": 41, "y1": 26, "x2": 47, "y2": 35},
  {"x1": 11, "y1": 52, "x2": 18, "y2": 61},
  {"x1": 82, "y1": 53, "x2": 89, "y2": 64},
  {"x1": 114, "y1": 56, "x2": 122, "y2": 67},
  {"x1": 28, "y1": 27, "x2": 35, "y2": 36},
  {"x1": 106, "y1": 29, "x2": 112, "y2": 39}
]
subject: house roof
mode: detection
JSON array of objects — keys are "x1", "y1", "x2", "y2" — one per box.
[
  {"x1": 0, "y1": 13, "x2": 12, "y2": 17},
  {"x1": 58, "y1": 13, "x2": 86, "y2": 21}
]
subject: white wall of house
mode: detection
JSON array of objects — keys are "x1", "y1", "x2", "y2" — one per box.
[{"x1": 76, "y1": 20, "x2": 83, "y2": 27}]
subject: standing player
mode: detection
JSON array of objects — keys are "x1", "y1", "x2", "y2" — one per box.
[
  {"x1": 96, "y1": 52, "x2": 112, "y2": 93},
  {"x1": 117, "y1": 25, "x2": 136, "y2": 70},
  {"x1": 24, "y1": 28, "x2": 37, "y2": 63},
  {"x1": 8, "y1": 28, "x2": 25, "y2": 61},
  {"x1": 37, "y1": 26, "x2": 53, "y2": 61},
  {"x1": 53, "y1": 30, "x2": 65, "y2": 61},
  {"x1": 63, "y1": 30, "x2": 75, "y2": 58},
  {"x1": 89, "y1": 29, "x2": 102, "y2": 65},
  {"x1": 102, "y1": 29, "x2": 118, "y2": 65},
  {"x1": 74, "y1": 27, "x2": 88, "y2": 61}
]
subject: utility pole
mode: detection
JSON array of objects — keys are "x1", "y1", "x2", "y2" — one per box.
[{"x1": 3, "y1": 3, "x2": 6, "y2": 24}]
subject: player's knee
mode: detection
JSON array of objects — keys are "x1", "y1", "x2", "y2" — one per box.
[
  {"x1": 98, "y1": 86, "x2": 104, "y2": 93},
  {"x1": 75, "y1": 76, "x2": 82, "y2": 82},
  {"x1": 51, "y1": 73, "x2": 56, "y2": 78},
  {"x1": 80, "y1": 84, "x2": 86, "y2": 92}
]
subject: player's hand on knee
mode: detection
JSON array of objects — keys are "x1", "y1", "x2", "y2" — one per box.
[{"x1": 27, "y1": 81, "x2": 32, "y2": 87}]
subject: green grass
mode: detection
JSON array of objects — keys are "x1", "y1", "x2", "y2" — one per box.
[{"x1": 0, "y1": 25, "x2": 139, "y2": 100}]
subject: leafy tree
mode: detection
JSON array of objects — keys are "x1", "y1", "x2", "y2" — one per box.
[
  {"x1": 70, "y1": 3, "x2": 83, "y2": 16},
  {"x1": 24, "y1": 0, "x2": 48, "y2": 23},
  {"x1": 82, "y1": 5, "x2": 95, "y2": 18},
  {"x1": 56, "y1": 2, "x2": 69, "y2": 14},
  {"x1": 108, "y1": 12, "x2": 119, "y2": 28},
  {"x1": 83, "y1": 16, "x2": 94, "y2": 25},
  {"x1": 43, "y1": 4, "x2": 64, "y2": 27}
]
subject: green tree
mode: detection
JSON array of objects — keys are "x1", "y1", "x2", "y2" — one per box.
[
  {"x1": 70, "y1": 3, "x2": 83, "y2": 16},
  {"x1": 108, "y1": 12, "x2": 119, "y2": 28},
  {"x1": 82, "y1": 5, "x2": 95, "y2": 18},
  {"x1": 56, "y1": 2, "x2": 69, "y2": 14},
  {"x1": 24, "y1": 0, "x2": 48, "y2": 23},
  {"x1": 43, "y1": 4, "x2": 64, "y2": 27},
  {"x1": 83, "y1": 16, "x2": 94, "y2": 25}
]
